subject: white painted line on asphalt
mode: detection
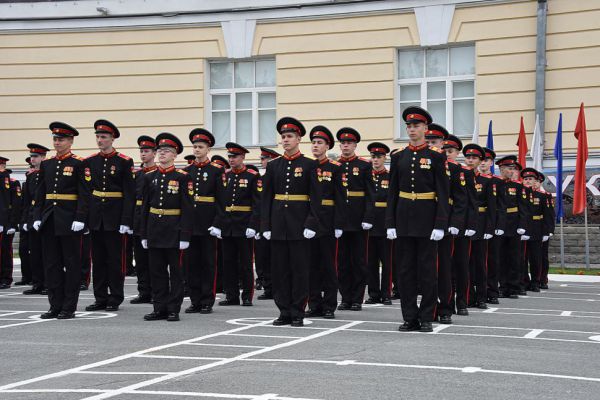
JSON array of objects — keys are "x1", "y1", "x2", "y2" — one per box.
[
  {"x1": 431, "y1": 324, "x2": 451, "y2": 334},
  {"x1": 589, "y1": 335, "x2": 600, "y2": 342},
  {"x1": 559, "y1": 283, "x2": 600, "y2": 288},
  {"x1": 523, "y1": 329, "x2": 545, "y2": 339},
  {"x1": 134, "y1": 354, "x2": 226, "y2": 361},
  {"x1": 560, "y1": 311, "x2": 573, "y2": 316},
  {"x1": 0, "y1": 389, "x2": 107, "y2": 394},
  {"x1": 185, "y1": 343, "x2": 267, "y2": 349},
  {"x1": 74, "y1": 371, "x2": 169, "y2": 375},
  {"x1": 0, "y1": 311, "x2": 28, "y2": 317},
  {"x1": 548, "y1": 274, "x2": 600, "y2": 283},
  {"x1": 545, "y1": 291, "x2": 600, "y2": 296},
  {"x1": 482, "y1": 307, "x2": 498, "y2": 313},
  {"x1": 133, "y1": 390, "x2": 323, "y2": 399},
  {"x1": 227, "y1": 333, "x2": 303, "y2": 339},
  {"x1": 0, "y1": 319, "x2": 49, "y2": 329}
]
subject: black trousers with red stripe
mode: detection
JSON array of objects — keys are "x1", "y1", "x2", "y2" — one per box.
[
  {"x1": 19, "y1": 231, "x2": 31, "y2": 284},
  {"x1": 487, "y1": 236, "x2": 502, "y2": 300},
  {"x1": 499, "y1": 235, "x2": 521, "y2": 295},
  {"x1": 222, "y1": 236, "x2": 254, "y2": 302},
  {"x1": 527, "y1": 240, "x2": 543, "y2": 287},
  {"x1": 91, "y1": 230, "x2": 126, "y2": 306},
  {"x1": 520, "y1": 241, "x2": 529, "y2": 290},
  {"x1": 338, "y1": 231, "x2": 369, "y2": 305},
  {"x1": 188, "y1": 235, "x2": 218, "y2": 307},
  {"x1": 28, "y1": 230, "x2": 44, "y2": 289},
  {"x1": 452, "y1": 236, "x2": 471, "y2": 310},
  {"x1": 271, "y1": 239, "x2": 310, "y2": 319},
  {"x1": 309, "y1": 235, "x2": 338, "y2": 313},
  {"x1": 255, "y1": 237, "x2": 272, "y2": 293},
  {"x1": 0, "y1": 233, "x2": 14, "y2": 285},
  {"x1": 437, "y1": 234, "x2": 454, "y2": 317},
  {"x1": 148, "y1": 247, "x2": 184, "y2": 314},
  {"x1": 81, "y1": 233, "x2": 91, "y2": 286},
  {"x1": 541, "y1": 240, "x2": 550, "y2": 285},
  {"x1": 367, "y1": 236, "x2": 393, "y2": 301},
  {"x1": 41, "y1": 218, "x2": 82, "y2": 313},
  {"x1": 469, "y1": 239, "x2": 488, "y2": 303},
  {"x1": 397, "y1": 237, "x2": 438, "y2": 323},
  {"x1": 133, "y1": 235, "x2": 152, "y2": 298}
]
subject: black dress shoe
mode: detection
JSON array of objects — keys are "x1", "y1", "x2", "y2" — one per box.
[
  {"x1": 85, "y1": 302, "x2": 107, "y2": 311},
  {"x1": 457, "y1": 308, "x2": 469, "y2": 316},
  {"x1": 439, "y1": 315, "x2": 453, "y2": 324},
  {"x1": 40, "y1": 289, "x2": 48, "y2": 295},
  {"x1": 40, "y1": 309, "x2": 60, "y2": 319},
  {"x1": 540, "y1": 283, "x2": 549, "y2": 290},
  {"x1": 291, "y1": 318, "x2": 304, "y2": 327},
  {"x1": 420, "y1": 322, "x2": 433, "y2": 332},
  {"x1": 499, "y1": 292, "x2": 510, "y2": 298},
  {"x1": 57, "y1": 311, "x2": 75, "y2": 319},
  {"x1": 398, "y1": 321, "x2": 421, "y2": 332},
  {"x1": 518, "y1": 289, "x2": 527, "y2": 295},
  {"x1": 529, "y1": 285, "x2": 540, "y2": 293},
  {"x1": 242, "y1": 299, "x2": 253, "y2": 306},
  {"x1": 219, "y1": 299, "x2": 240, "y2": 306},
  {"x1": 350, "y1": 303, "x2": 362, "y2": 311},
  {"x1": 23, "y1": 287, "x2": 43, "y2": 295},
  {"x1": 130, "y1": 295, "x2": 152, "y2": 304},
  {"x1": 200, "y1": 305, "x2": 213, "y2": 314},
  {"x1": 476, "y1": 301, "x2": 488, "y2": 309},
  {"x1": 14, "y1": 280, "x2": 29, "y2": 286},
  {"x1": 381, "y1": 298, "x2": 393, "y2": 305},
  {"x1": 337, "y1": 302, "x2": 351, "y2": 311},
  {"x1": 257, "y1": 292, "x2": 273, "y2": 300},
  {"x1": 0, "y1": 283, "x2": 10, "y2": 289},
  {"x1": 144, "y1": 311, "x2": 168, "y2": 321},
  {"x1": 323, "y1": 310, "x2": 335, "y2": 319},
  {"x1": 167, "y1": 313, "x2": 180, "y2": 322},
  {"x1": 508, "y1": 294, "x2": 519, "y2": 299},
  {"x1": 305, "y1": 309, "x2": 323, "y2": 318},
  {"x1": 79, "y1": 284, "x2": 89, "y2": 291},
  {"x1": 105, "y1": 305, "x2": 119, "y2": 312},
  {"x1": 185, "y1": 304, "x2": 202, "y2": 313},
  {"x1": 255, "y1": 279, "x2": 263, "y2": 290},
  {"x1": 487, "y1": 297, "x2": 499, "y2": 304},
  {"x1": 364, "y1": 297, "x2": 379, "y2": 304},
  {"x1": 273, "y1": 316, "x2": 292, "y2": 326},
  {"x1": 392, "y1": 291, "x2": 401, "y2": 300}
]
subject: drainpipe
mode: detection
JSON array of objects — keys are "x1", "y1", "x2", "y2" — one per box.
[{"x1": 535, "y1": 0, "x2": 547, "y2": 167}]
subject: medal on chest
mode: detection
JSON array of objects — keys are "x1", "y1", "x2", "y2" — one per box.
[
  {"x1": 188, "y1": 181, "x2": 193, "y2": 195},
  {"x1": 203, "y1": 172, "x2": 208, "y2": 181},
  {"x1": 110, "y1": 165, "x2": 116, "y2": 175},
  {"x1": 342, "y1": 173, "x2": 348, "y2": 187},
  {"x1": 294, "y1": 167, "x2": 303, "y2": 178},
  {"x1": 419, "y1": 158, "x2": 431, "y2": 170},
  {"x1": 167, "y1": 180, "x2": 179, "y2": 194},
  {"x1": 508, "y1": 187, "x2": 517, "y2": 195},
  {"x1": 352, "y1": 166, "x2": 359, "y2": 176},
  {"x1": 62, "y1": 166, "x2": 73, "y2": 176},
  {"x1": 257, "y1": 179, "x2": 263, "y2": 192},
  {"x1": 85, "y1": 167, "x2": 92, "y2": 181},
  {"x1": 460, "y1": 172, "x2": 466, "y2": 186},
  {"x1": 476, "y1": 183, "x2": 482, "y2": 192}
]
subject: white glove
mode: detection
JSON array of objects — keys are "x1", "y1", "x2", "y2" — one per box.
[
  {"x1": 22, "y1": 223, "x2": 28, "y2": 232},
  {"x1": 208, "y1": 226, "x2": 222, "y2": 238},
  {"x1": 71, "y1": 221, "x2": 84, "y2": 232},
  {"x1": 84, "y1": 229, "x2": 90, "y2": 235},
  {"x1": 119, "y1": 225, "x2": 130, "y2": 234},
  {"x1": 517, "y1": 228, "x2": 526, "y2": 235},
  {"x1": 263, "y1": 231, "x2": 271, "y2": 240},
  {"x1": 542, "y1": 235, "x2": 549, "y2": 242},
  {"x1": 255, "y1": 233, "x2": 261, "y2": 240},
  {"x1": 246, "y1": 228, "x2": 256, "y2": 239},
  {"x1": 465, "y1": 229, "x2": 475, "y2": 237},
  {"x1": 0, "y1": 225, "x2": 3, "y2": 233},
  {"x1": 361, "y1": 222, "x2": 373, "y2": 230},
  {"x1": 127, "y1": 228, "x2": 133, "y2": 235},
  {"x1": 179, "y1": 241, "x2": 189, "y2": 250},
  {"x1": 334, "y1": 229, "x2": 343, "y2": 239},
  {"x1": 448, "y1": 227, "x2": 459, "y2": 236},
  {"x1": 495, "y1": 229, "x2": 504, "y2": 236},
  {"x1": 141, "y1": 239, "x2": 148, "y2": 249},
  {"x1": 430, "y1": 229, "x2": 444, "y2": 241},
  {"x1": 7, "y1": 228, "x2": 15, "y2": 235},
  {"x1": 483, "y1": 233, "x2": 493, "y2": 240},
  {"x1": 386, "y1": 228, "x2": 397, "y2": 240},
  {"x1": 521, "y1": 235, "x2": 530, "y2": 241},
  {"x1": 549, "y1": 232, "x2": 554, "y2": 237},
  {"x1": 303, "y1": 229, "x2": 316, "y2": 239}
]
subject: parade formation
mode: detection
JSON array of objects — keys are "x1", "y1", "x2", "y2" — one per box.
[{"x1": 0, "y1": 107, "x2": 555, "y2": 330}]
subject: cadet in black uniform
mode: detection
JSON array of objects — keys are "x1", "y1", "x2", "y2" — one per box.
[
  {"x1": 538, "y1": 172, "x2": 555, "y2": 289},
  {"x1": 386, "y1": 107, "x2": 449, "y2": 332},
  {"x1": 365, "y1": 142, "x2": 394, "y2": 306},
  {"x1": 306, "y1": 126, "x2": 344, "y2": 319},
  {"x1": 255, "y1": 147, "x2": 280, "y2": 298},
  {"x1": 130, "y1": 135, "x2": 157, "y2": 304},
  {"x1": 211, "y1": 155, "x2": 229, "y2": 294},
  {"x1": 17, "y1": 157, "x2": 33, "y2": 287},
  {"x1": 336, "y1": 127, "x2": 375, "y2": 311},
  {"x1": 22, "y1": 144, "x2": 50, "y2": 294},
  {"x1": 140, "y1": 133, "x2": 193, "y2": 322},
  {"x1": 33, "y1": 122, "x2": 90, "y2": 319},
  {"x1": 463, "y1": 144, "x2": 496, "y2": 309},
  {"x1": 184, "y1": 129, "x2": 226, "y2": 314},
  {"x1": 85, "y1": 120, "x2": 135, "y2": 312},
  {"x1": 0, "y1": 167, "x2": 21, "y2": 289},
  {"x1": 495, "y1": 155, "x2": 529, "y2": 299},
  {"x1": 217, "y1": 143, "x2": 260, "y2": 306},
  {"x1": 261, "y1": 117, "x2": 321, "y2": 327}
]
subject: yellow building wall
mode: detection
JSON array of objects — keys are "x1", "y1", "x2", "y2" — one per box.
[{"x1": 0, "y1": 0, "x2": 598, "y2": 168}]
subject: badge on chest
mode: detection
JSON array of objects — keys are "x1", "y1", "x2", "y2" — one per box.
[
  {"x1": 62, "y1": 166, "x2": 74, "y2": 176},
  {"x1": 167, "y1": 180, "x2": 179, "y2": 194},
  {"x1": 294, "y1": 167, "x2": 303, "y2": 178},
  {"x1": 419, "y1": 158, "x2": 431, "y2": 170}
]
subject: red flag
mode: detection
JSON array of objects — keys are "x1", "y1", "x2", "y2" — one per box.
[
  {"x1": 516, "y1": 116, "x2": 527, "y2": 167},
  {"x1": 573, "y1": 102, "x2": 588, "y2": 215}
]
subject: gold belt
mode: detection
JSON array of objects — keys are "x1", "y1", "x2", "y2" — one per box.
[
  {"x1": 506, "y1": 207, "x2": 518, "y2": 213},
  {"x1": 321, "y1": 199, "x2": 334, "y2": 206},
  {"x1": 375, "y1": 202, "x2": 387, "y2": 208},
  {"x1": 92, "y1": 190, "x2": 123, "y2": 198},
  {"x1": 347, "y1": 191, "x2": 365, "y2": 197},
  {"x1": 274, "y1": 194, "x2": 309, "y2": 201},
  {"x1": 226, "y1": 205, "x2": 252, "y2": 212},
  {"x1": 399, "y1": 191, "x2": 436, "y2": 200},
  {"x1": 136, "y1": 200, "x2": 143, "y2": 206},
  {"x1": 449, "y1": 198, "x2": 454, "y2": 205},
  {"x1": 532, "y1": 215, "x2": 544, "y2": 220},
  {"x1": 478, "y1": 206, "x2": 487, "y2": 212},
  {"x1": 46, "y1": 193, "x2": 78, "y2": 201},
  {"x1": 150, "y1": 207, "x2": 181, "y2": 216},
  {"x1": 194, "y1": 196, "x2": 215, "y2": 203}
]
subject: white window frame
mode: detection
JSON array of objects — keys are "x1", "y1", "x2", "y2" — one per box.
[
  {"x1": 395, "y1": 45, "x2": 476, "y2": 140},
  {"x1": 205, "y1": 58, "x2": 276, "y2": 148}
]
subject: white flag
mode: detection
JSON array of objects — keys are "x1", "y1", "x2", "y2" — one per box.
[
  {"x1": 471, "y1": 116, "x2": 479, "y2": 144},
  {"x1": 530, "y1": 114, "x2": 543, "y2": 170}
]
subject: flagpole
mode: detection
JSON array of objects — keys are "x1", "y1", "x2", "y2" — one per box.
[
  {"x1": 584, "y1": 208, "x2": 590, "y2": 269},
  {"x1": 559, "y1": 217, "x2": 565, "y2": 271}
]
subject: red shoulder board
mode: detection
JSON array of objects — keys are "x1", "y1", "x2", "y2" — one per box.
[
  {"x1": 430, "y1": 146, "x2": 443, "y2": 153},
  {"x1": 461, "y1": 165, "x2": 472, "y2": 170},
  {"x1": 176, "y1": 169, "x2": 188, "y2": 175},
  {"x1": 118, "y1": 153, "x2": 132, "y2": 161},
  {"x1": 71, "y1": 154, "x2": 84, "y2": 161},
  {"x1": 448, "y1": 159, "x2": 458, "y2": 165},
  {"x1": 359, "y1": 157, "x2": 370, "y2": 162},
  {"x1": 211, "y1": 162, "x2": 223, "y2": 169},
  {"x1": 247, "y1": 168, "x2": 258, "y2": 175},
  {"x1": 330, "y1": 160, "x2": 341, "y2": 166}
]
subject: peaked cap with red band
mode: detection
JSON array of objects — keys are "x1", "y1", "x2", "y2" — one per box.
[
  {"x1": 310, "y1": 125, "x2": 335, "y2": 149},
  {"x1": 260, "y1": 146, "x2": 281, "y2": 159},
  {"x1": 225, "y1": 142, "x2": 249, "y2": 156},
  {"x1": 483, "y1": 147, "x2": 496, "y2": 160},
  {"x1": 462, "y1": 143, "x2": 485, "y2": 160},
  {"x1": 27, "y1": 143, "x2": 50, "y2": 155},
  {"x1": 137, "y1": 135, "x2": 156, "y2": 150},
  {"x1": 367, "y1": 141, "x2": 390, "y2": 155},
  {"x1": 402, "y1": 106, "x2": 433, "y2": 125},
  {"x1": 211, "y1": 154, "x2": 230, "y2": 169},
  {"x1": 277, "y1": 117, "x2": 306, "y2": 137},
  {"x1": 94, "y1": 119, "x2": 120, "y2": 139},
  {"x1": 521, "y1": 167, "x2": 540, "y2": 180},
  {"x1": 49, "y1": 121, "x2": 79, "y2": 137},
  {"x1": 425, "y1": 123, "x2": 449, "y2": 140},
  {"x1": 189, "y1": 128, "x2": 215, "y2": 147},
  {"x1": 443, "y1": 134, "x2": 463, "y2": 151},
  {"x1": 336, "y1": 127, "x2": 361, "y2": 143},
  {"x1": 155, "y1": 132, "x2": 183, "y2": 154},
  {"x1": 496, "y1": 155, "x2": 517, "y2": 167}
]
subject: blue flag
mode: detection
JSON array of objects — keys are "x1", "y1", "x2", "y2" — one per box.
[
  {"x1": 554, "y1": 113, "x2": 564, "y2": 222},
  {"x1": 486, "y1": 120, "x2": 494, "y2": 174}
]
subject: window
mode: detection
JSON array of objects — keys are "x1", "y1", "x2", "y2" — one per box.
[
  {"x1": 397, "y1": 45, "x2": 475, "y2": 138},
  {"x1": 207, "y1": 59, "x2": 276, "y2": 147}
]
